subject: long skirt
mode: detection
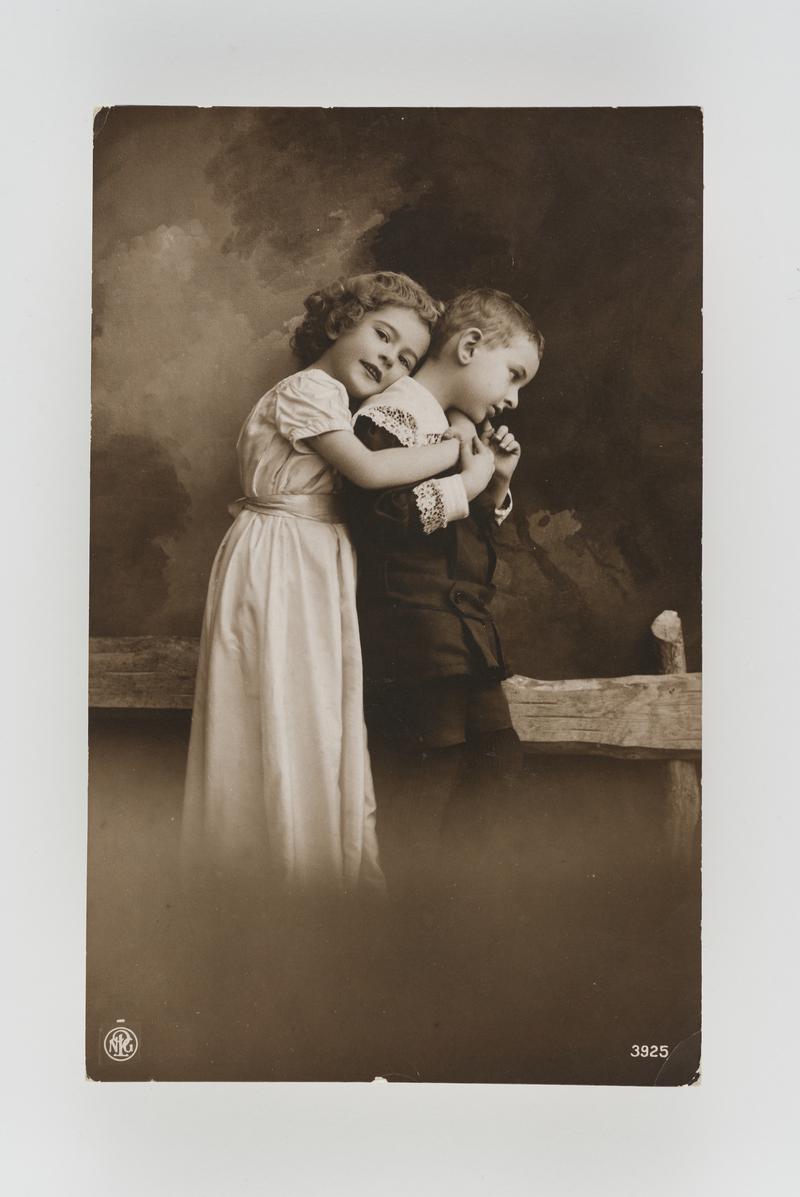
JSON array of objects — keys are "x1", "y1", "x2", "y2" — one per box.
[{"x1": 180, "y1": 507, "x2": 384, "y2": 898}]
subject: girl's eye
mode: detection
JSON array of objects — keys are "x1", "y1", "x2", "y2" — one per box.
[
  {"x1": 400, "y1": 357, "x2": 411, "y2": 371},
  {"x1": 376, "y1": 328, "x2": 389, "y2": 342}
]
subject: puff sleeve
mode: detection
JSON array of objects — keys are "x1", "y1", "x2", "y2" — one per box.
[{"x1": 273, "y1": 370, "x2": 353, "y2": 445}]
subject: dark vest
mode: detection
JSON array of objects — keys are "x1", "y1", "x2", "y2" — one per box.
[{"x1": 349, "y1": 488, "x2": 508, "y2": 687}]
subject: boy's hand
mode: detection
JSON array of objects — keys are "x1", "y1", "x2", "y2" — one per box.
[
  {"x1": 459, "y1": 434, "x2": 496, "y2": 501},
  {"x1": 447, "y1": 409, "x2": 479, "y2": 445},
  {"x1": 480, "y1": 420, "x2": 521, "y2": 506}
]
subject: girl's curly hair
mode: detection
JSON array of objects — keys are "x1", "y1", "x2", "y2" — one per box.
[{"x1": 290, "y1": 271, "x2": 444, "y2": 367}]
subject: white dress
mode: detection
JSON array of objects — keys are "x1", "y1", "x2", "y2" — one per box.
[{"x1": 181, "y1": 369, "x2": 384, "y2": 896}]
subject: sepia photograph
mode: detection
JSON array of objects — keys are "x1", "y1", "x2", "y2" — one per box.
[{"x1": 87, "y1": 105, "x2": 702, "y2": 1084}]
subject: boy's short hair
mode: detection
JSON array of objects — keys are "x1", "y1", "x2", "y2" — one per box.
[
  {"x1": 291, "y1": 271, "x2": 444, "y2": 367},
  {"x1": 429, "y1": 288, "x2": 544, "y2": 359}
]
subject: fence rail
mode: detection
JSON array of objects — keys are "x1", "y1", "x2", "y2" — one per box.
[
  {"x1": 89, "y1": 634, "x2": 701, "y2": 761},
  {"x1": 90, "y1": 610, "x2": 701, "y2": 860}
]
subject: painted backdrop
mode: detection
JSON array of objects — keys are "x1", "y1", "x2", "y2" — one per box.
[{"x1": 91, "y1": 107, "x2": 701, "y2": 679}]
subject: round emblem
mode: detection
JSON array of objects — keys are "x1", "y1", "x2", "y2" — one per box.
[{"x1": 103, "y1": 1024, "x2": 139, "y2": 1061}]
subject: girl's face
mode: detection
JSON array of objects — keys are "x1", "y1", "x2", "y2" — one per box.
[{"x1": 325, "y1": 305, "x2": 432, "y2": 401}]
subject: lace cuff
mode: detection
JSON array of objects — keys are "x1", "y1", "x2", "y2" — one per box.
[
  {"x1": 413, "y1": 480, "x2": 446, "y2": 535},
  {"x1": 438, "y1": 474, "x2": 470, "y2": 523},
  {"x1": 412, "y1": 475, "x2": 469, "y2": 535}
]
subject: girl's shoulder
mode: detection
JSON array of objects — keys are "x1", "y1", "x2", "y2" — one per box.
[
  {"x1": 271, "y1": 367, "x2": 349, "y2": 407},
  {"x1": 263, "y1": 368, "x2": 353, "y2": 443},
  {"x1": 240, "y1": 369, "x2": 349, "y2": 439},
  {"x1": 270, "y1": 370, "x2": 351, "y2": 428}
]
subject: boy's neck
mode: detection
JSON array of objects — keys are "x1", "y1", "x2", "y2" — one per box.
[{"x1": 412, "y1": 357, "x2": 459, "y2": 411}]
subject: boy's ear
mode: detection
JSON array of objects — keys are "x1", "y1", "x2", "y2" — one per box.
[{"x1": 456, "y1": 327, "x2": 483, "y2": 364}]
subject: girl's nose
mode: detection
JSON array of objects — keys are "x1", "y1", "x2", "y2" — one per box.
[{"x1": 505, "y1": 391, "x2": 519, "y2": 410}]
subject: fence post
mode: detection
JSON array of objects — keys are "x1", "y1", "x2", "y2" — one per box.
[{"x1": 650, "y1": 610, "x2": 701, "y2": 863}]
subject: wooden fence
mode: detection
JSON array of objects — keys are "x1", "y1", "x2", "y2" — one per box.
[{"x1": 89, "y1": 610, "x2": 700, "y2": 858}]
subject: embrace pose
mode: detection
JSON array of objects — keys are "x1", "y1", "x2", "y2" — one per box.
[
  {"x1": 347, "y1": 289, "x2": 544, "y2": 896},
  {"x1": 181, "y1": 272, "x2": 466, "y2": 897}
]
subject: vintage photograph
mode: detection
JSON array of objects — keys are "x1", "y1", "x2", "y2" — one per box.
[{"x1": 87, "y1": 106, "x2": 702, "y2": 1084}]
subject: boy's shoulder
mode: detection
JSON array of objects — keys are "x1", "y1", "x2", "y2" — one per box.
[{"x1": 355, "y1": 377, "x2": 448, "y2": 446}]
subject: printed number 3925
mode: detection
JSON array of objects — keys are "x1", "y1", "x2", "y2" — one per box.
[{"x1": 631, "y1": 1044, "x2": 669, "y2": 1058}]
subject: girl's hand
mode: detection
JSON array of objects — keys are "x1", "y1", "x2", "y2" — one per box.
[
  {"x1": 439, "y1": 427, "x2": 462, "y2": 463},
  {"x1": 447, "y1": 409, "x2": 479, "y2": 445},
  {"x1": 460, "y1": 434, "x2": 496, "y2": 501}
]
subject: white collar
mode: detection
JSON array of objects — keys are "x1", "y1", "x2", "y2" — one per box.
[{"x1": 354, "y1": 377, "x2": 449, "y2": 446}]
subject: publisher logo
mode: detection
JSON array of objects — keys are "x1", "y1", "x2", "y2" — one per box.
[{"x1": 103, "y1": 1022, "x2": 139, "y2": 1062}]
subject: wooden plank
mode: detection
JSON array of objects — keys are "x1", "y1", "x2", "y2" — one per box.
[
  {"x1": 502, "y1": 672, "x2": 701, "y2": 757},
  {"x1": 89, "y1": 636, "x2": 199, "y2": 709},
  {"x1": 89, "y1": 636, "x2": 701, "y2": 758}
]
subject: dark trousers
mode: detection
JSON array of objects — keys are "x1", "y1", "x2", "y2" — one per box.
[{"x1": 364, "y1": 678, "x2": 524, "y2": 901}]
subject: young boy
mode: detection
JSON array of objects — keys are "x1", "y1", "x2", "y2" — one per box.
[{"x1": 347, "y1": 288, "x2": 544, "y2": 899}]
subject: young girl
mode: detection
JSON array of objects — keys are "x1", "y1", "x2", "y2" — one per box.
[{"x1": 180, "y1": 272, "x2": 462, "y2": 898}]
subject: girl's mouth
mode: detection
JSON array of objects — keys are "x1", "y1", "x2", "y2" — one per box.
[{"x1": 361, "y1": 361, "x2": 382, "y2": 384}]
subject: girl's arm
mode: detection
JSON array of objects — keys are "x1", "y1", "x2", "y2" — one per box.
[
  {"x1": 346, "y1": 419, "x2": 494, "y2": 539},
  {"x1": 306, "y1": 429, "x2": 460, "y2": 490}
]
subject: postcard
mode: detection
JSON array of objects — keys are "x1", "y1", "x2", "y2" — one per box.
[{"x1": 87, "y1": 106, "x2": 701, "y2": 1084}]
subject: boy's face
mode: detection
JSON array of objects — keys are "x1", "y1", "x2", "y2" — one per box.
[
  {"x1": 328, "y1": 305, "x2": 431, "y2": 401},
  {"x1": 452, "y1": 333, "x2": 541, "y2": 425}
]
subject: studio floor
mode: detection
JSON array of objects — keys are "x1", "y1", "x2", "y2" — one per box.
[{"x1": 87, "y1": 711, "x2": 700, "y2": 1085}]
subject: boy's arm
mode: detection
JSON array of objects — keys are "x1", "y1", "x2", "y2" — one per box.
[
  {"x1": 471, "y1": 487, "x2": 513, "y2": 527},
  {"x1": 447, "y1": 412, "x2": 517, "y2": 526},
  {"x1": 476, "y1": 420, "x2": 520, "y2": 527}
]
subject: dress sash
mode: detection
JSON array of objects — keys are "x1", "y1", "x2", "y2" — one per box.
[{"x1": 229, "y1": 493, "x2": 347, "y2": 524}]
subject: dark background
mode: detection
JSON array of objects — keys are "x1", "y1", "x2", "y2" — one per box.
[{"x1": 91, "y1": 106, "x2": 701, "y2": 679}]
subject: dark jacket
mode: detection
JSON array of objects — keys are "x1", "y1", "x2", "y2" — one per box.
[{"x1": 347, "y1": 417, "x2": 509, "y2": 687}]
